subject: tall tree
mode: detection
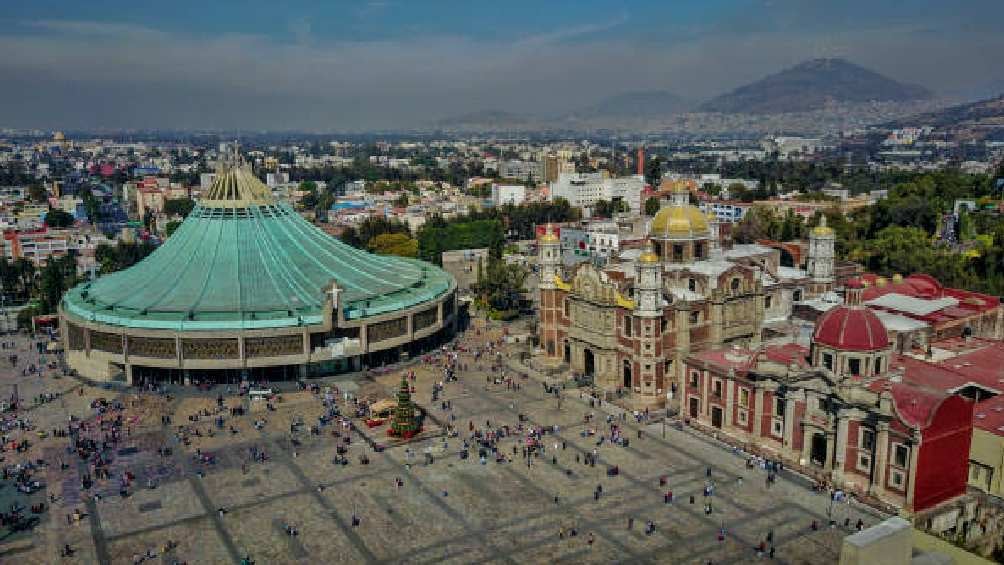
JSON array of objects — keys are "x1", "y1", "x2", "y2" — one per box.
[{"x1": 644, "y1": 197, "x2": 661, "y2": 217}]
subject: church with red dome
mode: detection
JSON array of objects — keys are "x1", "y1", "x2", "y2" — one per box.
[{"x1": 683, "y1": 278, "x2": 974, "y2": 514}]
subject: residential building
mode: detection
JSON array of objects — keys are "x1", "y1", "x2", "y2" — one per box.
[
  {"x1": 549, "y1": 172, "x2": 644, "y2": 213},
  {"x1": 491, "y1": 184, "x2": 526, "y2": 206}
]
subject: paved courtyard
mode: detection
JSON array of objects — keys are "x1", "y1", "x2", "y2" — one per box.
[{"x1": 0, "y1": 320, "x2": 887, "y2": 564}]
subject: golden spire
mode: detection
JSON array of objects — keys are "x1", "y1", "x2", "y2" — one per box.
[
  {"x1": 811, "y1": 215, "x2": 834, "y2": 237},
  {"x1": 639, "y1": 240, "x2": 659, "y2": 264}
]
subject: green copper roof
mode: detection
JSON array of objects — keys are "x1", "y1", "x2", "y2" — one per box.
[{"x1": 62, "y1": 167, "x2": 452, "y2": 331}]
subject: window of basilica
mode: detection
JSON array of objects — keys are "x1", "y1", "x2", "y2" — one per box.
[
  {"x1": 182, "y1": 339, "x2": 239, "y2": 359},
  {"x1": 91, "y1": 331, "x2": 123, "y2": 354},
  {"x1": 245, "y1": 335, "x2": 303, "y2": 357},
  {"x1": 67, "y1": 323, "x2": 85, "y2": 351},
  {"x1": 127, "y1": 336, "x2": 176, "y2": 359},
  {"x1": 369, "y1": 317, "x2": 408, "y2": 343}
]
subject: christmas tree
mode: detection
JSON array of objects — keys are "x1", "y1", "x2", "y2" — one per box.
[{"x1": 389, "y1": 374, "x2": 420, "y2": 438}]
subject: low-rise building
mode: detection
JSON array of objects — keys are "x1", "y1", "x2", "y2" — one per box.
[
  {"x1": 491, "y1": 184, "x2": 526, "y2": 206},
  {"x1": 441, "y1": 248, "x2": 489, "y2": 292}
]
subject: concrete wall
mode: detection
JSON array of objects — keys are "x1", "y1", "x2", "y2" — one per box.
[
  {"x1": 969, "y1": 429, "x2": 1004, "y2": 496},
  {"x1": 61, "y1": 286, "x2": 457, "y2": 383},
  {"x1": 839, "y1": 517, "x2": 912, "y2": 565}
]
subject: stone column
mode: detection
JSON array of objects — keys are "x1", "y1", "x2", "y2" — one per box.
[
  {"x1": 833, "y1": 413, "x2": 850, "y2": 482},
  {"x1": 702, "y1": 370, "x2": 711, "y2": 421},
  {"x1": 675, "y1": 307, "x2": 690, "y2": 351},
  {"x1": 753, "y1": 388, "x2": 765, "y2": 439},
  {"x1": 360, "y1": 324, "x2": 368, "y2": 353},
  {"x1": 824, "y1": 429, "x2": 836, "y2": 470},
  {"x1": 801, "y1": 428, "x2": 813, "y2": 465},
  {"x1": 125, "y1": 364, "x2": 134, "y2": 386},
  {"x1": 709, "y1": 296, "x2": 724, "y2": 346},
  {"x1": 870, "y1": 423, "x2": 890, "y2": 497},
  {"x1": 751, "y1": 290, "x2": 765, "y2": 347},
  {"x1": 783, "y1": 396, "x2": 796, "y2": 453},
  {"x1": 724, "y1": 376, "x2": 735, "y2": 428},
  {"x1": 905, "y1": 432, "x2": 921, "y2": 510}
]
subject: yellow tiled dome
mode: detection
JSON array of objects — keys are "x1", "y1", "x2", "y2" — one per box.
[{"x1": 650, "y1": 205, "x2": 709, "y2": 239}]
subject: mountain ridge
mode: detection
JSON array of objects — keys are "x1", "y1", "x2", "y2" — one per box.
[{"x1": 700, "y1": 58, "x2": 932, "y2": 115}]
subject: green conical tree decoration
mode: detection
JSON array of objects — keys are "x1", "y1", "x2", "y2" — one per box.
[{"x1": 390, "y1": 374, "x2": 419, "y2": 438}]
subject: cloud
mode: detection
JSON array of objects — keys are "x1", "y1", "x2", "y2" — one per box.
[
  {"x1": 24, "y1": 19, "x2": 170, "y2": 40},
  {"x1": 514, "y1": 14, "x2": 630, "y2": 48},
  {"x1": 287, "y1": 17, "x2": 312, "y2": 45},
  {"x1": 0, "y1": 13, "x2": 1001, "y2": 131}
]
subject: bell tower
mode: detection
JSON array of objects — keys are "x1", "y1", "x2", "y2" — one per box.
[
  {"x1": 807, "y1": 215, "x2": 835, "y2": 294},
  {"x1": 538, "y1": 224, "x2": 561, "y2": 290},
  {"x1": 537, "y1": 224, "x2": 564, "y2": 362},
  {"x1": 635, "y1": 241, "x2": 662, "y2": 316}
]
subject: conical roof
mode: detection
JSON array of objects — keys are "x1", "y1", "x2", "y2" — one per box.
[
  {"x1": 62, "y1": 166, "x2": 453, "y2": 330},
  {"x1": 201, "y1": 164, "x2": 274, "y2": 207}
]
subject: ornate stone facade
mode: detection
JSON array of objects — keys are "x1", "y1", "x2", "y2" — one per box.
[{"x1": 536, "y1": 195, "x2": 810, "y2": 406}]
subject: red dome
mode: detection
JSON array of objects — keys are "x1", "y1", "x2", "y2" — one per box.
[{"x1": 813, "y1": 306, "x2": 889, "y2": 351}]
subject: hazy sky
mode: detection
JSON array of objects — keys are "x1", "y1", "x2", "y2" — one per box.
[{"x1": 2, "y1": 0, "x2": 1002, "y2": 131}]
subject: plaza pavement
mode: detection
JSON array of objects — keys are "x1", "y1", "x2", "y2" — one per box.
[{"x1": 0, "y1": 320, "x2": 887, "y2": 564}]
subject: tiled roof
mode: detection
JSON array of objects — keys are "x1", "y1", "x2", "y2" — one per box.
[{"x1": 62, "y1": 165, "x2": 453, "y2": 330}]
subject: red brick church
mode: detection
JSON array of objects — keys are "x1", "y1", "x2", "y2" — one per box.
[{"x1": 684, "y1": 279, "x2": 973, "y2": 513}]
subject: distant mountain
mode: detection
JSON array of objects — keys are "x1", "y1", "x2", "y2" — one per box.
[
  {"x1": 570, "y1": 90, "x2": 693, "y2": 118},
  {"x1": 887, "y1": 94, "x2": 1004, "y2": 140},
  {"x1": 434, "y1": 110, "x2": 532, "y2": 129},
  {"x1": 699, "y1": 58, "x2": 933, "y2": 115}
]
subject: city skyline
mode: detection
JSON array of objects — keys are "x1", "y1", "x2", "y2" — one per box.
[{"x1": 2, "y1": 0, "x2": 1004, "y2": 131}]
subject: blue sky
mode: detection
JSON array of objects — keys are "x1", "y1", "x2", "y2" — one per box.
[{"x1": 1, "y1": 1, "x2": 1001, "y2": 130}]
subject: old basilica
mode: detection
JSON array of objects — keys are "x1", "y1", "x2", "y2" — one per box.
[{"x1": 536, "y1": 184, "x2": 829, "y2": 405}]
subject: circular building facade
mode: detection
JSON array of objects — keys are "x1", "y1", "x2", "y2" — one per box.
[{"x1": 60, "y1": 164, "x2": 457, "y2": 385}]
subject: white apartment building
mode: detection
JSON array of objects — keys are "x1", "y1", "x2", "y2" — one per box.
[
  {"x1": 548, "y1": 173, "x2": 644, "y2": 213},
  {"x1": 491, "y1": 184, "x2": 526, "y2": 206},
  {"x1": 585, "y1": 221, "x2": 622, "y2": 257},
  {"x1": 499, "y1": 160, "x2": 544, "y2": 182},
  {"x1": 698, "y1": 200, "x2": 753, "y2": 223},
  {"x1": 266, "y1": 171, "x2": 290, "y2": 187}
]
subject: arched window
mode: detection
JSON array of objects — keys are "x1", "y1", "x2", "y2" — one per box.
[
  {"x1": 688, "y1": 278, "x2": 696, "y2": 292},
  {"x1": 689, "y1": 311, "x2": 700, "y2": 325},
  {"x1": 730, "y1": 278, "x2": 741, "y2": 293},
  {"x1": 848, "y1": 357, "x2": 861, "y2": 376},
  {"x1": 563, "y1": 299, "x2": 570, "y2": 318}
]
